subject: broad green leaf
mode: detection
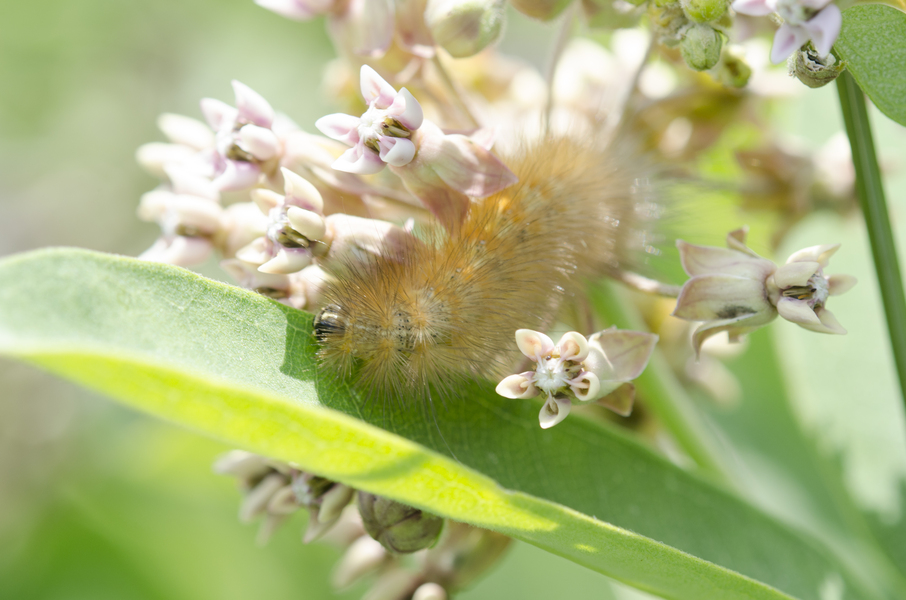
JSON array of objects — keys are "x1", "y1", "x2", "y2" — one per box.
[
  {"x1": 835, "y1": 5, "x2": 906, "y2": 127},
  {"x1": 0, "y1": 248, "x2": 880, "y2": 600}
]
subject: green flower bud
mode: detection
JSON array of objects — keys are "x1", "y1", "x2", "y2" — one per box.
[
  {"x1": 508, "y1": 0, "x2": 573, "y2": 20},
  {"x1": 649, "y1": 2, "x2": 689, "y2": 47},
  {"x1": 789, "y1": 45, "x2": 845, "y2": 89},
  {"x1": 426, "y1": 0, "x2": 506, "y2": 58},
  {"x1": 681, "y1": 23, "x2": 722, "y2": 71},
  {"x1": 680, "y1": 0, "x2": 727, "y2": 22},
  {"x1": 357, "y1": 492, "x2": 444, "y2": 554},
  {"x1": 715, "y1": 44, "x2": 752, "y2": 88}
]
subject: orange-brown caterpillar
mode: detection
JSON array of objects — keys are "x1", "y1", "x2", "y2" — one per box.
[{"x1": 315, "y1": 137, "x2": 656, "y2": 402}]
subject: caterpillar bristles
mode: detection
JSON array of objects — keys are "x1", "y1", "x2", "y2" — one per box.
[{"x1": 315, "y1": 136, "x2": 657, "y2": 406}]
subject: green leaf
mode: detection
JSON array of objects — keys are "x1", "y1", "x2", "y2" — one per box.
[
  {"x1": 835, "y1": 5, "x2": 906, "y2": 127},
  {"x1": 0, "y1": 248, "x2": 878, "y2": 600}
]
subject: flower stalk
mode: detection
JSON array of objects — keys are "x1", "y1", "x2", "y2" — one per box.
[{"x1": 836, "y1": 71, "x2": 906, "y2": 408}]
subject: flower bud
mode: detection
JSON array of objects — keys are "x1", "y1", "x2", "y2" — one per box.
[
  {"x1": 715, "y1": 44, "x2": 752, "y2": 88},
  {"x1": 357, "y1": 492, "x2": 444, "y2": 554},
  {"x1": 649, "y1": 2, "x2": 689, "y2": 47},
  {"x1": 425, "y1": 0, "x2": 506, "y2": 58},
  {"x1": 789, "y1": 45, "x2": 844, "y2": 88},
  {"x1": 508, "y1": 0, "x2": 573, "y2": 20},
  {"x1": 680, "y1": 0, "x2": 726, "y2": 22},
  {"x1": 681, "y1": 23, "x2": 722, "y2": 71}
]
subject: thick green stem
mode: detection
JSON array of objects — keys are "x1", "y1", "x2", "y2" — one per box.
[
  {"x1": 836, "y1": 72, "x2": 906, "y2": 406},
  {"x1": 589, "y1": 282, "x2": 730, "y2": 482}
]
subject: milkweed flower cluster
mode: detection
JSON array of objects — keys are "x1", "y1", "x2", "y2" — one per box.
[
  {"x1": 733, "y1": 0, "x2": 842, "y2": 64},
  {"x1": 497, "y1": 329, "x2": 658, "y2": 429},
  {"x1": 672, "y1": 228, "x2": 856, "y2": 354}
]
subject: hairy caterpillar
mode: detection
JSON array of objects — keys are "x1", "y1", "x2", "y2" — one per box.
[{"x1": 314, "y1": 136, "x2": 657, "y2": 403}]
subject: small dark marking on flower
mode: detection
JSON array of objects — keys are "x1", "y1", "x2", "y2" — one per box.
[{"x1": 717, "y1": 305, "x2": 754, "y2": 319}]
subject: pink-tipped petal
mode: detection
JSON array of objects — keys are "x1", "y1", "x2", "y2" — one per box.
[
  {"x1": 213, "y1": 160, "x2": 261, "y2": 191},
  {"x1": 432, "y1": 133, "x2": 518, "y2": 197},
  {"x1": 239, "y1": 124, "x2": 280, "y2": 161},
  {"x1": 232, "y1": 80, "x2": 275, "y2": 128},
  {"x1": 786, "y1": 243, "x2": 841, "y2": 267},
  {"x1": 557, "y1": 331, "x2": 590, "y2": 362},
  {"x1": 673, "y1": 275, "x2": 773, "y2": 321},
  {"x1": 389, "y1": 88, "x2": 424, "y2": 130},
  {"x1": 259, "y1": 247, "x2": 312, "y2": 274},
  {"x1": 378, "y1": 137, "x2": 416, "y2": 167},
  {"x1": 157, "y1": 113, "x2": 214, "y2": 150},
  {"x1": 359, "y1": 65, "x2": 398, "y2": 108},
  {"x1": 677, "y1": 240, "x2": 775, "y2": 279},
  {"x1": 828, "y1": 274, "x2": 857, "y2": 296},
  {"x1": 254, "y1": 0, "x2": 331, "y2": 20},
  {"x1": 803, "y1": 4, "x2": 842, "y2": 57},
  {"x1": 776, "y1": 297, "x2": 822, "y2": 326},
  {"x1": 515, "y1": 329, "x2": 555, "y2": 361},
  {"x1": 587, "y1": 330, "x2": 658, "y2": 382},
  {"x1": 539, "y1": 396, "x2": 571, "y2": 429},
  {"x1": 281, "y1": 168, "x2": 324, "y2": 213},
  {"x1": 731, "y1": 0, "x2": 774, "y2": 16},
  {"x1": 286, "y1": 207, "x2": 327, "y2": 241},
  {"x1": 569, "y1": 372, "x2": 601, "y2": 402},
  {"x1": 773, "y1": 261, "x2": 820, "y2": 288},
  {"x1": 725, "y1": 227, "x2": 758, "y2": 256},
  {"x1": 332, "y1": 145, "x2": 386, "y2": 175},
  {"x1": 496, "y1": 373, "x2": 539, "y2": 399},
  {"x1": 315, "y1": 113, "x2": 362, "y2": 145},
  {"x1": 598, "y1": 383, "x2": 636, "y2": 417},
  {"x1": 200, "y1": 98, "x2": 238, "y2": 132},
  {"x1": 250, "y1": 188, "x2": 283, "y2": 215},
  {"x1": 770, "y1": 24, "x2": 811, "y2": 64}
]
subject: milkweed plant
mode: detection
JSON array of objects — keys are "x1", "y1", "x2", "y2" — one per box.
[{"x1": 1, "y1": 0, "x2": 906, "y2": 599}]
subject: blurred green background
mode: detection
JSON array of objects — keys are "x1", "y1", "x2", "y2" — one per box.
[{"x1": 1, "y1": 0, "x2": 905, "y2": 598}]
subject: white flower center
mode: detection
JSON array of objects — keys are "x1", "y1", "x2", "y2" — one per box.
[
  {"x1": 775, "y1": 0, "x2": 817, "y2": 25},
  {"x1": 534, "y1": 358, "x2": 569, "y2": 395}
]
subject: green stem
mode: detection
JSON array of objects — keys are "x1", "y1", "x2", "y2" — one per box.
[
  {"x1": 836, "y1": 71, "x2": 906, "y2": 407},
  {"x1": 589, "y1": 281, "x2": 730, "y2": 482}
]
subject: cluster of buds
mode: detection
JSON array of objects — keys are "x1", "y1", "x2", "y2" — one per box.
[
  {"x1": 672, "y1": 227, "x2": 856, "y2": 354},
  {"x1": 497, "y1": 329, "x2": 658, "y2": 429},
  {"x1": 214, "y1": 450, "x2": 510, "y2": 600}
]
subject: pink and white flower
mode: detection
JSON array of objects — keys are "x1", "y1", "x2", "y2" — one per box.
[
  {"x1": 673, "y1": 227, "x2": 856, "y2": 355},
  {"x1": 316, "y1": 65, "x2": 517, "y2": 229},
  {"x1": 496, "y1": 328, "x2": 657, "y2": 429},
  {"x1": 732, "y1": 0, "x2": 842, "y2": 63}
]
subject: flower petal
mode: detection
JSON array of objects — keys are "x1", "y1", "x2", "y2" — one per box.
[
  {"x1": 236, "y1": 237, "x2": 271, "y2": 265},
  {"x1": 139, "y1": 236, "x2": 212, "y2": 267},
  {"x1": 254, "y1": 0, "x2": 332, "y2": 20},
  {"x1": 259, "y1": 247, "x2": 312, "y2": 274},
  {"x1": 378, "y1": 137, "x2": 417, "y2": 167},
  {"x1": 315, "y1": 113, "x2": 362, "y2": 146},
  {"x1": 828, "y1": 274, "x2": 857, "y2": 296},
  {"x1": 585, "y1": 330, "x2": 658, "y2": 382},
  {"x1": 286, "y1": 207, "x2": 327, "y2": 241},
  {"x1": 597, "y1": 383, "x2": 635, "y2": 417},
  {"x1": 496, "y1": 373, "x2": 539, "y2": 399},
  {"x1": 786, "y1": 243, "x2": 840, "y2": 267},
  {"x1": 359, "y1": 65, "x2": 398, "y2": 108},
  {"x1": 691, "y1": 314, "x2": 773, "y2": 357},
  {"x1": 239, "y1": 124, "x2": 280, "y2": 160},
  {"x1": 569, "y1": 372, "x2": 600, "y2": 402},
  {"x1": 213, "y1": 160, "x2": 261, "y2": 191},
  {"x1": 200, "y1": 98, "x2": 238, "y2": 132},
  {"x1": 776, "y1": 297, "x2": 822, "y2": 326},
  {"x1": 815, "y1": 306, "x2": 847, "y2": 334},
  {"x1": 803, "y1": 4, "x2": 842, "y2": 57},
  {"x1": 389, "y1": 88, "x2": 424, "y2": 130},
  {"x1": 232, "y1": 80, "x2": 275, "y2": 128},
  {"x1": 281, "y1": 167, "x2": 325, "y2": 213},
  {"x1": 557, "y1": 331, "x2": 589, "y2": 362},
  {"x1": 395, "y1": 0, "x2": 436, "y2": 58},
  {"x1": 677, "y1": 240, "x2": 775, "y2": 279},
  {"x1": 771, "y1": 24, "x2": 811, "y2": 64},
  {"x1": 773, "y1": 261, "x2": 820, "y2": 288},
  {"x1": 673, "y1": 275, "x2": 772, "y2": 321},
  {"x1": 332, "y1": 145, "x2": 386, "y2": 175},
  {"x1": 515, "y1": 329, "x2": 555, "y2": 361},
  {"x1": 731, "y1": 0, "x2": 774, "y2": 16},
  {"x1": 157, "y1": 113, "x2": 214, "y2": 150},
  {"x1": 539, "y1": 396, "x2": 571, "y2": 429},
  {"x1": 250, "y1": 189, "x2": 283, "y2": 215}
]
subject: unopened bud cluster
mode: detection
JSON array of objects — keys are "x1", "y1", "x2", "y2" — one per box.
[{"x1": 214, "y1": 451, "x2": 510, "y2": 600}]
